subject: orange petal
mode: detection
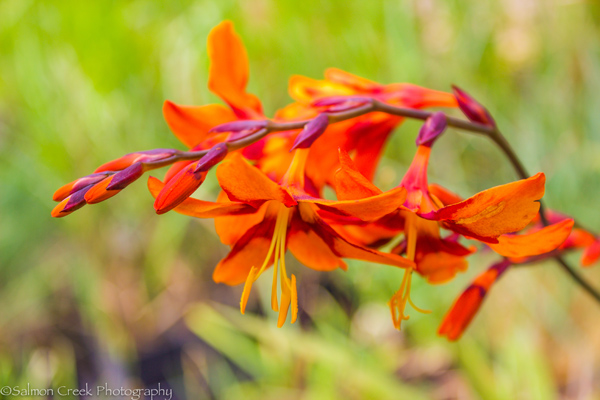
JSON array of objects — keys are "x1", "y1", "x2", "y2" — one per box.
[
  {"x1": 428, "y1": 184, "x2": 463, "y2": 207},
  {"x1": 147, "y1": 176, "x2": 254, "y2": 218},
  {"x1": 563, "y1": 228, "x2": 596, "y2": 250},
  {"x1": 384, "y1": 83, "x2": 458, "y2": 109},
  {"x1": 582, "y1": 239, "x2": 600, "y2": 267},
  {"x1": 299, "y1": 187, "x2": 406, "y2": 222},
  {"x1": 418, "y1": 252, "x2": 469, "y2": 284},
  {"x1": 490, "y1": 219, "x2": 574, "y2": 258},
  {"x1": 324, "y1": 68, "x2": 379, "y2": 92},
  {"x1": 212, "y1": 217, "x2": 276, "y2": 285},
  {"x1": 164, "y1": 160, "x2": 194, "y2": 183},
  {"x1": 295, "y1": 204, "x2": 414, "y2": 269},
  {"x1": 84, "y1": 176, "x2": 120, "y2": 204},
  {"x1": 163, "y1": 101, "x2": 237, "y2": 149},
  {"x1": 153, "y1": 162, "x2": 207, "y2": 214},
  {"x1": 207, "y1": 21, "x2": 263, "y2": 119},
  {"x1": 214, "y1": 191, "x2": 269, "y2": 245},
  {"x1": 216, "y1": 153, "x2": 296, "y2": 208},
  {"x1": 287, "y1": 225, "x2": 348, "y2": 272},
  {"x1": 288, "y1": 75, "x2": 355, "y2": 104},
  {"x1": 334, "y1": 148, "x2": 382, "y2": 200},
  {"x1": 432, "y1": 173, "x2": 545, "y2": 242}
]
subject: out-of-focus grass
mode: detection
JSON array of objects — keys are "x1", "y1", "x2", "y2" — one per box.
[{"x1": 1, "y1": 0, "x2": 600, "y2": 398}]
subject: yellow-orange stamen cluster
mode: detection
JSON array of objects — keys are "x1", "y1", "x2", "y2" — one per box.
[
  {"x1": 240, "y1": 205, "x2": 298, "y2": 327},
  {"x1": 388, "y1": 213, "x2": 431, "y2": 329}
]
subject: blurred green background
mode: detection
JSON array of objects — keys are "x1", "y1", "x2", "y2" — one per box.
[{"x1": 1, "y1": 0, "x2": 600, "y2": 398}]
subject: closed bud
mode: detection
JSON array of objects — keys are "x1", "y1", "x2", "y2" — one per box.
[
  {"x1": 95, "y1": 149, "x2": 178, "y2": 173},
  {"x1": 84, "y1": 176, "x2": 120, "y2": 204},
  {"x1": 415, "y1": 112, "x2": 447, "y2": 147},
  {"x1": 154, "y1": 161, "x2": 208, "y2": 214},
  {"x1": 209, "y1": 120, "x2": 268, "y2": 134},
  {"x1": 452, "y1": 86, "x2": 496, "y2": 128},
  {"x1": 312, "y1": 96, "x2": 372, "y2": 107},
  {"x1": 106, "y1": 162, "x2": 145, "y2": 190},
  {"x1": 438, "y1": 260, "x2": 509, "y2": 340},
  {"x1": 51, "y1": 185, "x2": 91, "y2": 217},
  {"x1": 291, "y1": 114, "x2": 330, "y2": 150},
  {"x1": 194, "y1": 143, "x2": 228, "y2": 173},
  {"x1": 53, "y1": 172, "x2": 111, "y2": 202}
]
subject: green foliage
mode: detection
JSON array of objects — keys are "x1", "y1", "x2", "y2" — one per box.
[{"x1": 1, "y1": 0, "x2": 599, "y2": 398}]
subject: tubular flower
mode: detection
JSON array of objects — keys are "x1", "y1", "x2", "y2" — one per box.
[
  {"x1": 272, "y1": 69, "x2": 459, "y2": 190},
  {"x1": 149, "y1": 150, "x2": 413, "y2": 327},
  {"x1": 327, "y1": 113, "x2": 568, "y2": 329},
  {"x1": 438, "y1": 260, "x2": 510, "y2": 341}
]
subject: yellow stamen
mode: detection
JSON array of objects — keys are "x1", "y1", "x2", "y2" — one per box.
[
  {"x1": 239, "y1": 204, "x2": 299, "y2": 327},
  {"x1": 290, "y1": 274, "x2": 298, "y2": 324},
  {"x1": 388, "y1": 213, "x2": 431, "y2": 330},
  {"x1": 240, "y1": 266, "x2": 258, "y2": 314}
]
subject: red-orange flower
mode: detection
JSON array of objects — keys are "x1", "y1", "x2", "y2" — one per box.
[
  {"x1": 324, "y1": 113, "x2": 570, "y2": 329},
  {"x1": 149, "y1": 150, "x2": 413, "y2": 327}
]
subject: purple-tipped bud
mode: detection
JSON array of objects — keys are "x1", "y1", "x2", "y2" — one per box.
[
  {"x1": 95, "y1": 149, "x2": 178, "y2": 173},
  {"x1": 194, "y1": 143, "x2": 229, "y2": 173},
  {"x1": 106, "y1": 162, "x2": 144, "y2": 190},
  {"x1": 416, "y1": 112, "x2": 447, "y2": 147},
  {"x1": 312, "y1": 96, "x2": 372, "y2": 107},
  {"x1": 291, "y1": 114, "x2": 330, "y2": 151},
  {"x1": 452, "y1": 86, "x2": 496, "y2": 128},
  {"x1": 62, "y1": 185, "x2": 92, "y2": 213},
  {"x1": 209, "y1": 120, "x2": 268, "y2": 134}
]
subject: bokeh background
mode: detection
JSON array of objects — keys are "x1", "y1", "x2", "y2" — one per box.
[{"x1": 2, "y1": 0, "x2": 600, "y2": 398}]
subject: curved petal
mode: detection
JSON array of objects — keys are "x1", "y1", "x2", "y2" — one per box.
[
  {"x1": 296, "y1": 204, "x2": 414, "y2": 269},
  {"x1": 418, "y1": 252, "x2": 469, "y2": 284},
  {"x1": 430, "y1": 173, "x2": 545, "y2": 242},
  {"x1": 490, "y1": 219, "x2": 574, "y2": 258},
  {"x1": 216, "y1": 153, "x2": 296, "y2": 208},
  {"x1": 428, "y1": 184, "x2": 463, "y2": 207},
  {"x1": 324, "y1": 68, "x2": 380, "y2": 92},
  {"x1": 296, "y1": 187, "x2": 406, "y2": 222},
  {"x1": 288, "y1": 75, "x2": 354, "y2": 104},
  {"x1": 212, "y1": 216, "x2": 276, "y2": 285},
  {"x1": 287, "y1": 226, "x2": 347, "y2": 272},
  {"x1": 214, "y1": 192, "x2": 269, "y2": 245},
  {"x1": 334, "y1": 148, "x2": 382, "y2": 200},
  {"x1": 147, "y1": 176, "x2": 255, "y2": 218},
  {"x1": 581, "y1": 239, "x2": 600, "y2": 267},
  {"x1": 384, "y1": 83, "x2": 458, "y2": 109},
  {"x1": 207, "y1": 21, "x2": 263, "y2": 119},
  {"x1": 163, "y1": 101, "x2": 236, "y2": 149}
]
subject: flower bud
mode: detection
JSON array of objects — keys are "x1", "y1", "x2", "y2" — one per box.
[
  {"x1": 438, "y1": 260, "x2": 509, "y2": 340},
  {"x1": 95, "y1": 149, "x2": 178, "y2": 173},
  {"x1": 209, "y1": 120, "x2": 268, "y2": 134},
  {"x1": 106, "y1": 162, "x2": 145, "y2": 190},
  {"x1": 290, "y1": 114, "x2": 329, "y2": 150},
  {"x1": 154, "y1": 161, "x2": 208, "y2": 214},
  {"x1": 415, "y1": 112, "x2": 447, "y2": 147},
  {"x1": 53, "y1": 172, "x2": 111, "y2": 202},
  {"x1": 51, "y1": 186, "x2": 91, "y2": 217},
  {"x1": 452, "y1": 86, "x2": 496, "y2": 128},
  {"x1": 194, "y1": 143, "x2": 229, "y2": 173}
]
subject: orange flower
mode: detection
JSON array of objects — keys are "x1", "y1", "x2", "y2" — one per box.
[
  {"x1": 148, "y1": 150, "x2": 414, "y2": 327},
  {"x1": 325, "y1": 113, "x2": 570, "y2": 329},
  {"x1": 269, "y1": 69, "x2": 459, "y2": 190}
]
